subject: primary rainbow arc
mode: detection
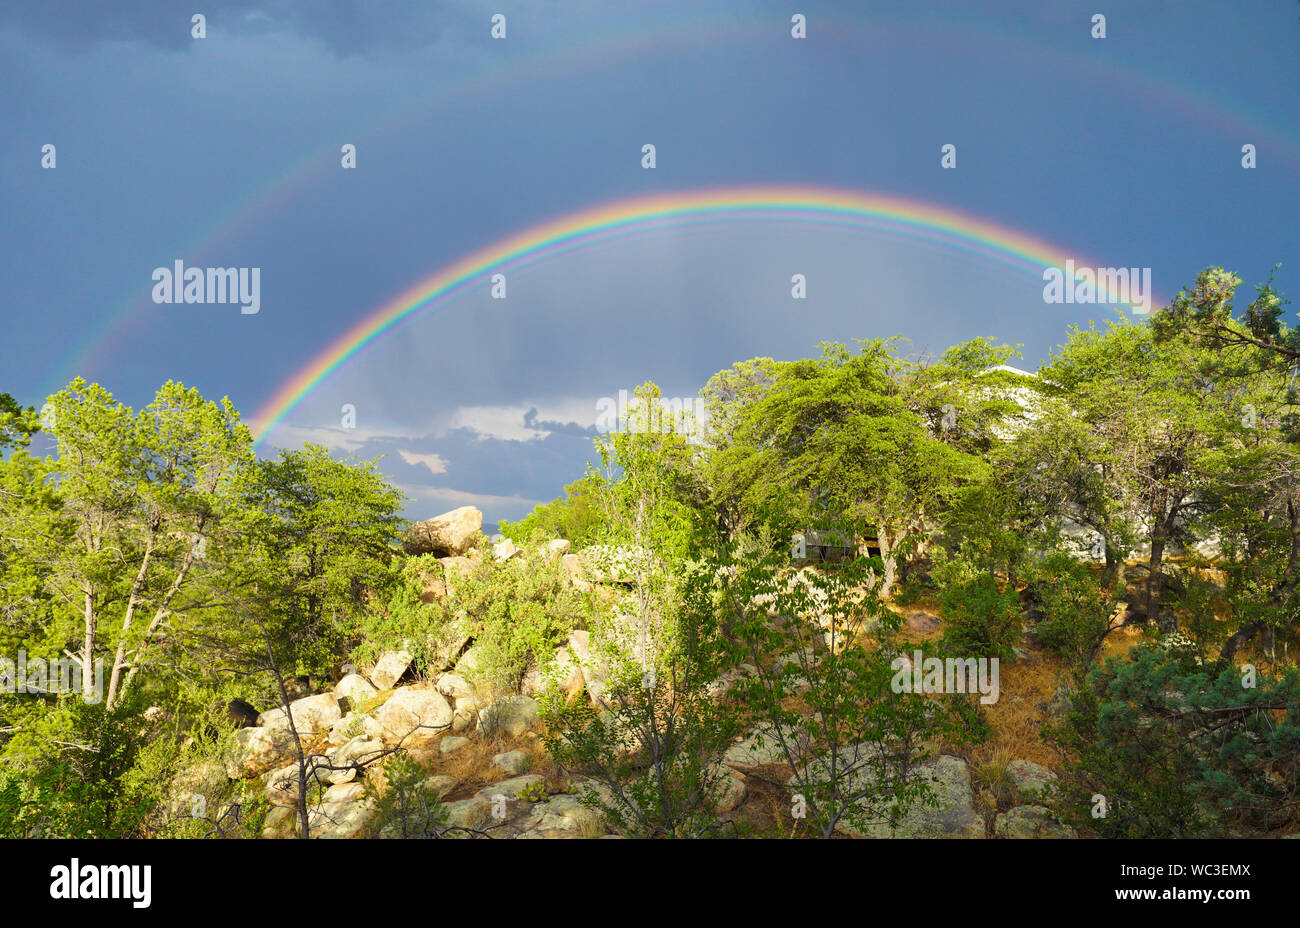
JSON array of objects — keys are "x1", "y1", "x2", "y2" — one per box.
[{"x1": 250, "y1": 185, "x2": 1152, "y2": 446}]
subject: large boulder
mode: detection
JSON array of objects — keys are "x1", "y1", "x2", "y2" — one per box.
[
  {"x1": 226, "y1": 726, "x2": 299, "y2": 778},
  {"x1": 373, "y1": 687, "x2": 454, "y2": 747},
  {"x1": 492, "y1": 750, "x2": 530, "y2": 777},
  {"x1": 560, "y1": 554, "x2": 592, "y2": 592},
  {"x1": 789, "y1": 752, "x2": 984, "y2": 839},
  {"x1": 334, "y1": 673, "x2": 379, "y2": 707},
  {"x1": 368, "y1": 650, "x2": 413, "y2": 691},
  {"x1": 402, "y1": 506, "x2": 483, "y2": 556},
  {"x1": 723, "y1": 724, "x2": 808, "y2": 771},
  {"x1": 307, "y1": 782, "x2": 377, "y2": 839},
  {"x1": 262, "y1": 806, "x2": 299, "y2": 839},
  {"x1": 436, "y1": 673, "x2": 477, "y2": 702},
  {"x1": 257, "y1": 693, "x2": 342, "y2": 736},
  {"x1": 476, "y1": 695, "x2": 540, "y2": 739},
  {"x1": 547, "y1": 644, "x2": 586, "y2": 700},
  {"x1": 517, "y1": 794, "x2": 605, "y2": 838},
  {"x1": 713, "y1": 765, "x2": 747, "y2": 813},
  {"x1": 1005, "y1": 759, "x2": 1057, "y2": 803},
  {"x1": 544, "y1": 539, "x2": 572, "y2": 561}
]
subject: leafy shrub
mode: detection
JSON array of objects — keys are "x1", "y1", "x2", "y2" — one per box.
[
  {"x1": 1025, "y1": 553, "x2": 1114, "y2": 667},
  {"x1": 936, "y1": 566, "x2": 1021, "y2": 662},
  {"x1": 369, "y1": 751, "x2": 448, "y2": 838}
]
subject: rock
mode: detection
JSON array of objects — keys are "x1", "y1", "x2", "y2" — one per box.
[
  {"x1": 368, "y1": 650, "x2": 413, "y2": 691},
  {"x1": 328, "y1": 736, "x2": 384, "y2": 779},
  {"x1": 436, "y1": 672, "x2": 477, "y2": 702},
  {"x1": 560, "y1": 554, "x2": 593, "y2": 592},
  {"x1": 517, "y1": 794, "x2": 604, "y2": 838},
  {"x1": 265, "y1": 764, "x2": 307, "y2": 806},
  {"x1": 476, "y1": 695, "x2": 540, "y2": 739},
  {"x1": 257, "y1": 693, "x2": 342, "y2": 736},
  {"x1": 906, "y1": 612, "x2": 942, "y2": 634},
  {"x1": 519, "y1": 662, "x2": 543, "y2": 698},
  {"x1": 492, "y1": 538, "x2": 519, "y2": 561},
  {"x1": 262, "y1": 806, "x2": 299, "y2": 839},
  {"x1": 454, "y1": 646, "x2": 483, "y2": 677},
  {"x1": 565, "y1": 630, "x2": 606, "y2": 704},
  {"x1": 327, "y1": 713, "x2": 360, "y2": 746},
  {"x1": 491, "y1": 750, "x2": 530, "y2": 776},
  {"x1": 714, "y1": 766, "x2": 747, "y2": 813},
  {"x1": 439, "y1": 555, "x2": 477, "y2": 581},
  {"x1": 724, "y1": 724, "x2": 807, "y2": 771},
  {"x1": 443, "y1": 797, "x2": 493, "y2": 831},
  {"x1": 452, "y1": 696, "x2": 478, "y2": 734},
  {"x1": 226, "y1": 725, "x2": 299, "y2": 778},
  {"x1": 548, "y1": 645, "x2": 586, "y2": 700},
  {"x1": 1046, "y1": 683, "x2": 1075, "y2": 718},
  {"x1": 373, "y1": 687, "x2": 454, "y2": 747},
  {"x1": 994, "y1": 805, "x2": 1076, "y2": 839},
  {"x1": 402, "y1": 506, "x2": 483, "y2": 556},
  {"x1": 422, "y1": 775, "x2": 459, "y2": 800},
  {"x1": 334, "y1": 673, "x2": 379, "y2": 707},
  {"x1": 475, "y1": 774, "x2": 547, "y2": 824},
  {"x1": 440, "y1": 735, "x2": 471, "y2": 756},
  {"x1": 544, "y1": 539, "x2": 571, "y2": 561},
  {"x1": 307, "y1": 782, "x2": 377, "y2": 839},
  {"x1": 790, "y1": 752, "x2": 984, "y2": 839},
  {"x1": 1005, "y1": 759, "x2": 1057, "y2": 803}
]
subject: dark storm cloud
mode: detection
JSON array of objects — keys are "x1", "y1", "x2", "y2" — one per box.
[{"x1": 523, "y1": 407, "x2": 599, "y2": 439}]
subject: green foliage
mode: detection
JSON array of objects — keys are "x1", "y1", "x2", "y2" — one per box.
[
  {"x1": 0, "y1": 694, "x2": 160, "y2": 838},
  {"x1": 0, "y1": 392, "x2": 39, "y2": 450},
  {"x1": 499, "y1": 474, "x2": 608, "y2": 549},
  {"x1": 706, "y1": 340, "x2": 993, "y2": 596},
  {"x1": 448, "y1": 550, "x2": 586, "y2": 699},
  {"x1": 369, "y1": 751, "x2": 449, "y2": 838},
  {"x1": 934, "y1": 558, "x2": 1021, "y2": 663},
  {"x1": 1024, "y1": 553, "x2": 1115, "y2": 668},
  {"x1": 1045, "y1": 646, "x2": 1300, "y2": 837},
  {"x1": 726, "y1": 553, "x2": 987, "y2": 837},
  {"x1": 235, "y1": 443, "x2": 407, "y2": 685},
  {"x1": 542, "y1": 389, "x2": 741, "y2": 837}
]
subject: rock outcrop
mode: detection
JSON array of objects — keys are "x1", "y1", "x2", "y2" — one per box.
[{"x1": 401, "y1": 506, "x2": 483, "y2": 556}]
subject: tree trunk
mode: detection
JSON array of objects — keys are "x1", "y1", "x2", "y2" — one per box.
[
  {"x1": 876, "y1": 525, "x2": 896, "y2": 599},
  {"x1": 1146, "y1": 494, "x2": 1184, "y2": 633},
  {"x1": 80, "y1": 587, "x2": 96, "y2": 701}
]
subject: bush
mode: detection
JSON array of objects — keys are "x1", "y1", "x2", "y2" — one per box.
[
  {"x1": 1025, "y1": 553, "x2": 1114, "y2": 667},
  {"x1": 369, "y1": 751, "x2": 449, "y2": 838},
  {"x1": 499, "y1": 475, "x2": 608, "y2": 550},
  {"x1": 937, "y1": 568, "x2": 1021, "y2": 662},
  {"x1": 1044, "y1": 646, "x2": 1300, "y2": 837}
]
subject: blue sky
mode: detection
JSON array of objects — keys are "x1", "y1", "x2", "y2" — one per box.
[{"x1": 2, "y1": 1, "x2": 1297, "y2": 530}]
